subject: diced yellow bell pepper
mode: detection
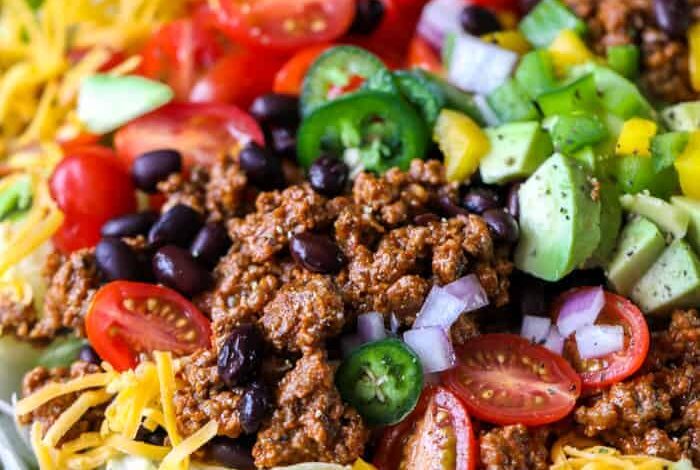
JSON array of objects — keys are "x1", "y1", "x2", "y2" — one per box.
[
  {"x1": 352, "y1": 458, "x2": 378, "y2": 470},
  {"x1": 433, "y1": 109, "x2": 490, "y2": 183},
  {"x1": 675, "y1": 131, "x2": 700, "y2": 199},
  {"x1": 548, "y1": 29, "x2": 593, "y2": 76},
  {"x1": 615, "y1": 118, "x2": 658, "y2": 157},
  {"x1": 689, "y1": 23, "x2": 700, "y2": 92},
  {"x1": 481, "y1": 30, "x2": 532, "y2": 55}
]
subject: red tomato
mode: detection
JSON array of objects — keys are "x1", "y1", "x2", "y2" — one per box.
[
  {"x1": 554, "y1": 289, "x2": 650, "y2": 391},
  {"x1": 49, "y1": 146, "x2": 136, "y2": 253},
  {"x1": 114, "y1": 102, "x2": 264, "y2": 169},
  {"x1": 470, "y1": 0, "x2": 519, "y2": 11},
  {"x1": 407, "y1": 35, "x2": 444, "y2": 75},
  {"x1": 212, "y1": 0, "x2": 355, "y2": 52},
  {"x1": 374, "y1": 386, "x2": 477, "y2": 470},
  {"x1": 444, "y1": 334, "x2": 582, "y2": 426},
  {"x1": 273, "y1": 43, "x2": 332, "y2": 95},
  {"x1": 86, "y1": 281, "x2": 211, "y2": 371}
]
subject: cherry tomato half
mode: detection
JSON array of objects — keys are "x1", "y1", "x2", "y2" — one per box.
[
  {"x1": 114, "y1": 102, "x2": 264, "y2": 169},
  {"x1": 374, "y1": 386, "x2": 477, "y2": 470},
  {"x1": 212, "y1": 0, "x2": 355, "y2": 52},
  {"x1": 85, "y1": 281, "x2": 212, "y2": 371},
  {"x1": 554, "y1": 289, "x2": 650, "y2": 391},
  {"x1": 273, "y1": 43, "x2": 332, "y2": 95},
  {"x1": 49, "y1": 146, "x2": 136, "y2": 253},
  {"x1": 443, "y1": 334, "x2": 582, "y2": 426}
]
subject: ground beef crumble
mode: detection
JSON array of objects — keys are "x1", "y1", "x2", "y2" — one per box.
[{"x1": 479, "y1": 424, "x2": 550, "y2": 470}]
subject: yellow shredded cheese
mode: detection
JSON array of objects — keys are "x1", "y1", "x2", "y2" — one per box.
[
  {"x1": 15, "y1": 372, "x2": 116, "y2": 415},
  {"x1": 64, "y1": 445, "x2": 117, "y2": 470},
  {"x1": 550, "y1": 444, "x2": 691, "y2": 469},
  {"x1": 105, "y1": 362, "x2": 159, "y2": 439},
  {"x1": 154, "y1": 351, "x2": 182, "y2": 447},
  {"x1": 31, "y1": 422, "x2": 56, "y2": 470},
  {"x1": 43, "y1": 390, "x2": 113, "y2": 447},
  {"x1": 159, "y1": 420, "x2": 219, "y2": 470},
  {"x1": 59, "y1": 432, "x2": 104, "y2": 456},
  {"x1": 106, "y1": 434, "x2": 171, "y2": 461}
]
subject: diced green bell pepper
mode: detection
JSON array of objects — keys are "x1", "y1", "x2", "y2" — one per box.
[
  {"x1": 606, "y1": 44, "x2": 640, "y2": 80},
  {"x1": 0, "y1": 176, "x2": 32, "y2": 222},
  {"x1": 486, "y1": 79, "x2": 540, "y2": 123},
  {"x1": 610, "y1": 154, "x2": 680, "y2": 198},
  {"x1": 514, "y1": 50, "x2": 559, "y2": 99},
  {"x1": 518, "y1": 0, "x2": 587, "y2": 48},
  {"x1": 537, "y1": 74, "x2": 599, "y2": 116},
  {"x1": 651, "y1": 132, "x2": 690, "y2": 173},
  {"x1": 550, "y1": 113, "x2": 608, "y2": 154}
]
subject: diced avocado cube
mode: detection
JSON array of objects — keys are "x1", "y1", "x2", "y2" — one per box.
[
  {"x1": 606, "y1": 216, "x2": 666, "y2": 295},
  {"x1": 586, "y1": 180, "x2": 622, "y2": 268},
  {"x1": 631, "y1": 240, "x2": 700, "y2": 315},
  {"x1": 549, "y1": 113, "x2": 608, "y2": 155},
  {"x1": 515, "y1": 154, "x2": 601, "y2": 281},
  {"x1": 671, "y1": 196, "x2": 700, "y2": 253},
  {"x1": 537, "y1": 74, "x2": 599, "y2": 117},
  {"x1": 651, "y1": 132, "x2": 690, "y2": 173},
  {"x1": 518, "y1": 0, "x2": 587, "y2": 48},
  {"x1": 620, "y1": 193, "x2": 690, "y2": 239},
  {"x1": 486, "y1": 79, "x2": 540, "y2": 124},
  {"x1": 662, "y1": 101, "x2": 700, "y2": 131},
  {"x1": 479, "y1": 121, "x2": 554, "y2": 184},
  {"x1": 515, "y1": 50, "x2": 558, "y2": 99}
]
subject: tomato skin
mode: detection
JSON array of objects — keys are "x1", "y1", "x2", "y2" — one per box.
[
  {"x1": 273, "y1": 43, "x2": 332, "y2": 95},
  {"x1": 213, "y1": 0, "x2": 355, "y2": 52},
  {"x1": 85, "y1": 281, "x2": 212, "y2": 371},
  {"x1": 554, "y1": 289, "x2": 650, "y2": 391},
  {"x1": 114, "y1": 102, "x2": 264, "y2": 169},
  {"x1": 49, "y1": 146, "x2": 136, "y2": 253},
  {"x1": 374, "y1": 386, "x2": 477, "y2": 470},
  {"x1": 444, "y1": 334, "x2": 582, "y2": 426},
  {"x1": 407, "y1": 35, "x2": 444, "y2": 75},
  {"x1": 470, "y1": 0, "x2": 519, "y2": 11}
]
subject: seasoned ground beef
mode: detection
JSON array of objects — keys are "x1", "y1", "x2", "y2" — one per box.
[
  {"x1": 252, "y1": 351, "x2": 368, "y2": 467},
  {"x1": 19, "y1": 361, "x2": 104, "y2": 443},
  {"x1": 0, "y1": 293, "x2": 36, "y2": 338},
  {"x1": 158, "y1": 167, "x2": 208, "y2": 214},
  {"x1": 479, "y1": 424, "x2": 550, "y2": 470},
  {"x1": 204, "y1": 153, "x2": 250, "y2": 221},
  {"x1": 565, "y1": 0, "x2": 700, "y2": 103}
]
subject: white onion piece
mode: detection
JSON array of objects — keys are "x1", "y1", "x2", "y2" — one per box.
[
  {"x1": 340, "y1": 334, "x2": 363, "y2": 358},
  {"x1": 444, "y1": 275, "x2": 489, "y2": 312},
  {"x1": 357, "y1": 312, "x2": 387, "y2": 343},
  {"x1": 543, "y1": 326, "x2": 565, "y2": 355},
  {"x1": 556, "y1": 286, "x2": 606, "y2": 337},
  {"x1": 447, "y1": 34, "x2": 518, "y2": 95},
  {"x1": 520, "y1": 315, "x2": 551, "y2": 344},
  {"x1": 404, "y1": 327, "x2": 456, "y2": 373},
  {"x1": 417, "y1": 0, "x2": 465, "y2": 50},
  {"x1": 414, "y1": 286, "x2": 467, "y2": 329},
  {"x1": 575, "y1": 325, "x2": 624, "y2": 359}
]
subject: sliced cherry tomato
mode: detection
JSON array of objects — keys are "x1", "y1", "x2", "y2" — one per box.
[
  {"x1": 212, "y1": 0, "x2": 355, "y2": 51},
  {"x1": 554, "y1": 289, "x2": 650, "y2": 391},
  {"x1": 374, "y1": 386, "x2": 477, "y2": 470},
  {"x1": 114, "y1": 102, "x2": 264, "y2": 169},
  {"x1": 444, "y1": 334, "x2": 582, "y2": 426},
  {"x1": 407, "y1": 35, "x2": 444, "y2": 75},
  {"x1": 85, "y1": 281, "x2": 212, "y2": 371},
  {"x1": 470, "y1": 0, "x2": 519, "y2": 11},
  {"x1": 273, "y1": 43, "x2": 332, "y2": 95},
  {"x1": 49, "y1": 146, "x2": 136, "y2": 253}
]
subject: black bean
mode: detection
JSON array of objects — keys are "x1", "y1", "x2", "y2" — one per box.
[
  {"x1": 132, "y1": 149, "x2": 182, "y2": 193},
  {"x1": 438, "y1": 194, "x2": 470, "y2": 218},
  {"x1": 148, "y1": 204, "x2": 203, "y2": 248},
  {"x1": 78, "y1": 345, "x2": 101, "y2": 365},
  {"x1": 506, "y1": 182, "x2": 522, "y2": 219},
  {"x1": 308, "y1": 156, "x2": 349, "y2": 197},
  {"x1": 653, "y1": 0, "x2": 690, "y2": 38},
  {"x1": 95, "y1": 238, "x2": 142, "y2": 282},
  {"x1": 217, "y1": 325, "x2": 265, "y2": 389},
  {"x1": 135, "y1": 426, "x2": 167, "y2": 446},
  {"x1": 191, "y1": 222, "x2": 231, "y2": 267},
  {"x1": 269, "y1": 125, "x2": 297, "y2": 158},
  {"x1": 460, "y1": 5, "x2": 501, "y2": 36},
  {"x1": 289, "y1": 232, "x2": 344, "y2": 274},
  {"x1": 482, "y1": 209, "x2": 520, "y2": 243},
  {"x1": 152, "y1": 245, "x2": 211, "y2": 297},
  {"x1": 512, "y1": 271, "x2": 548, "y2": 316},
  {"x1": 249, "y1": 93, "x2": 299, "y2": 126},
  {"x1": 207, "y1": 437, "x2": 255, "y2": 470},
  {"x1": 239, "y1": 381, "x2": 272, "y2": 434},
  {"x1": 101, "y1": 211, "x2": 158, "y2": 238},
  {"x1": 239, "y1": 142, "x2": 285, "y2": 190},
  {"x1": 413, "y1": 212, "x2": 441, "y2": 226},
  {"x1": 350, "y1": 0, "x2": 385, "y2": 35},
  {"x1": 462, "y1": 187, "x2": 500, "y2": 214}
]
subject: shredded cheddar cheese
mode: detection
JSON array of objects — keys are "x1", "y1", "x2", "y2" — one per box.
[
  {"x1": 43, "y1": 390, "x2": 113, "y2": 447},
  {"x1": 159, "y1": 420, "x2": 219, "y2": 470},
  {"x1": 31, "y1": 422, "x2": 56, "y2": 470},
  {"x1": 105, "y1": 434, "x2": 171, "y2": 461},
  {"x1": 15, "y1": 372, "x2": 116, "y2": 415},
  {"x1": 155, "y1": 350, "x2": 182, "y2": 447},
  {"x1": 550, "y1": 443, "x2": 693, "y2": 469}
]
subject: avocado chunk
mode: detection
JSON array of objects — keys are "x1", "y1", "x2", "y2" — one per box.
[
  {"x1": 620, "y1": 193, "x2": 689, "y2": 239},
  {"x1": 671, "y1": 196, "x2": 700, "y2": 253},
  {"x1": 606, "y1": 216, "x2": 665, "y2": 295},
  {"x1": 515, "y1": 153, "x2": 601, "y2": 281},
  {"x1": 661, "y1": 101, "x2": 700, "y2": 131},
  {"x1": 586, "y1": 180, "x2": 622, "y2": 268},
  {"x1": 479, "y1": 121, "x2": 553, "y2": 184},
  {"x1": 630, "y1": 240, "x2": 700, "y2": 314}
]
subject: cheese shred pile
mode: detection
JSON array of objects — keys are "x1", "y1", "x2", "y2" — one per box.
[
  {"x1": 16, "y1": 351, "x2": 219, "y2": 470},
  {"x1": 551, "y1": 439, "x2": 694, "y2": 470}
]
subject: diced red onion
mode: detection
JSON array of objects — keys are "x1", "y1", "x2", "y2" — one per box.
[
  {"x1": 543, "y1": 326, "x2": 565, "y2": 355},
  {"x1": 340, "y1": 334, "x2": 363, "y2": 358},
  {"x1": 520, "y1": 315, "x2": 552, "y2": 344},
  {"x1": 444, "y1": 274, "x2": 489, "y2": 312},
  {"x1": 417, "y1": 0, "x2": 465, "y2": 50},
  {"x1": 556, "y1": 286, "x2": 606, "y2": 337},
  {"x1": 358, "y1": 312, "x2": 387, "y2": 343},
  {"x1": 414, "y1": 285, "x2": 466, "y2": 329},
  {"x1": 447, "y1": 34, "x2": 519, "y2": 95},
  {"x1": 403, "y1": 327, "x2": 456, "y2": 373},
  {"x1": 575, "y1": 324, "x2": 624, "y2": 360}
]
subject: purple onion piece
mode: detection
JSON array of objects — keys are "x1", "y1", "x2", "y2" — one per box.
[
  {"x1": 520, "y1": 315, "x2": 552, "y2": 344},
  {"x1": 403, "y1": 327, "x2": 456, "y2": 373},
  {"x1": 575, "y1": 324, "x2": 624, "y2": 360},
  {"x1": 556, "y1": 286, "x2": 606, "y2": 338}
]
